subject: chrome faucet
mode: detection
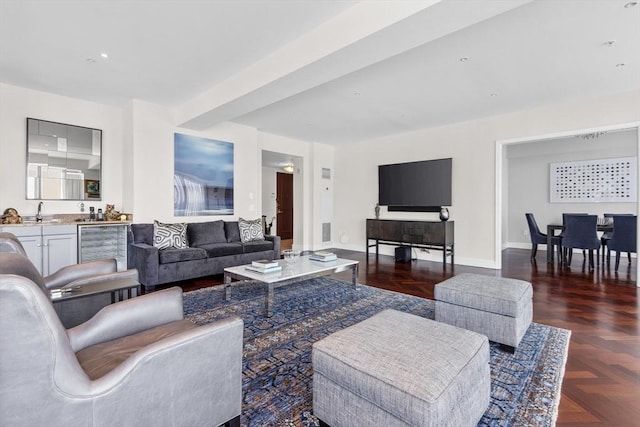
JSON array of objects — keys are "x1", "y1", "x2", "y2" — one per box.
[{"x1": 36, "y1": 201, "x2": 44, "y2": 223}]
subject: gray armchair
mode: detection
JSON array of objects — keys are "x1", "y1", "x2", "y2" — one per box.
[
  {"x1": 0, "y1": 231, "x2": 137, "y2": 326},
  {"x1": 0, "y1": 231, "x2": 129, "y2": 289},
  {"x1": 0, "y1": 252, "x2": 243, "y2": 427}
]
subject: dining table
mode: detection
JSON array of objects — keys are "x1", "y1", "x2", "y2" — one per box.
[{"x1": 546, "y1": 222, "x2": 613, "y2": 263}]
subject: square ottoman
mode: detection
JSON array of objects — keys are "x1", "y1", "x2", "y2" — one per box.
[
  {"x1": 312, "y1": 309, "x2": 490, "y2": 427},
  {"x1": 435, "y1": 273, "x2": 533, "y2": 352}
]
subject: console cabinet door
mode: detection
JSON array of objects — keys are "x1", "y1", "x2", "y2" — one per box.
[
  {"x1": 42, "y1": 232, "x2": 78, "y2": 276},
  {"x1": 2, "y1": 226, "x2": 43, "y2": 274}
]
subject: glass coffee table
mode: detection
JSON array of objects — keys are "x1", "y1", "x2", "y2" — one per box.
[{"x1": 224, "y1": 256, "x2": 359, "y2": 317}]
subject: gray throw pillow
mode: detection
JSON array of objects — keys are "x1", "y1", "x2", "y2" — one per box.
[
  {"x1": 238, "y1": 217, "x2": 264, "y2": 243},
  {"x1": 153, "y1": 220, "x2": 187, "y2": 249}
]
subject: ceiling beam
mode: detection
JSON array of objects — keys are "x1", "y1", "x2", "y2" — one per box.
[{"x1": 176, "y1": 0, "x2": 532, "y2": 131}]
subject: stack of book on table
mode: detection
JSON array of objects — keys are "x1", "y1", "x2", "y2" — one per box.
[
  {"x1": 245, "y1": 259, "x2": 282, "y2": 274},
  {"x1": 309, "y1": 251, "x2": 338, "y2": 262}
]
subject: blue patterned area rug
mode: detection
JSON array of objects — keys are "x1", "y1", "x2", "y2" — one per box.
[{"x1": 183, "y1": 277, "x2": 570, "y2": 427}]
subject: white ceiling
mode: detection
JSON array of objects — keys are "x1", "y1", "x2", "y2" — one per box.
[{"x1": 1, "y1": 0, "x2": 639, "y2": 146}]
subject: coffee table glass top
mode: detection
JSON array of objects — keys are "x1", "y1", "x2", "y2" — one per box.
[{"x1": 224, "y1": 256, "x2": 358, "y2": 284}]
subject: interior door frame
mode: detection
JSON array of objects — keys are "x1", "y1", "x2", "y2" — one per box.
[{"x1": 495, "y1": 121, "x2": 640, "y2": 286}]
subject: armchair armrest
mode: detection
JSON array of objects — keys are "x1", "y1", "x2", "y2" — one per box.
[
  {"x1": 90, "y1": 316, "x2": 244, "y2": 426},
  {"x1": 128, "y1": 242, "x2": 159, "y2": 287},
  {"x1": 67, "y1": 286, "x2": 184, "y2": 352},
  {"x1": 266, "y1": 234, "x2": 281, "y2": 259},
  {"x1": 44, "y1": 259, "x2": 117, "y2": 290}
]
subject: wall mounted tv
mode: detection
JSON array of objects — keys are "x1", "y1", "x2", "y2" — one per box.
[{"x1": 378, "y1": 158, "x2": 452, "y2": 212}]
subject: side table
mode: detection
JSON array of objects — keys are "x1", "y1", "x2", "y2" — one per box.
[{"x1": 51, "y1": 278, "x2": 141, "y2": 328}]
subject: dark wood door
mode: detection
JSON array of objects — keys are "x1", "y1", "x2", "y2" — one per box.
[{"x1": 276, "y1": 172, "x2": 293, "y2": 239}]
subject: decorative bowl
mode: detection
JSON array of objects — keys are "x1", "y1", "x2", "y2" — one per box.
[{"x1": 282, "y1": 249, "x2": 300, "y2": 265}]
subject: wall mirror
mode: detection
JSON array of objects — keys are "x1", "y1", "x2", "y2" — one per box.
[{"x1": 26, "y1": 118, "x2": 102, "y2": 200}]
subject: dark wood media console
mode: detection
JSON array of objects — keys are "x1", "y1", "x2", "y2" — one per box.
[{"x1": 366, "y1": 219, "x2": 454, "y2": 267}]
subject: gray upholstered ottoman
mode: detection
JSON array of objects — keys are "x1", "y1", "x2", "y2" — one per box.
[
  {"x1": 312, "y1": 309, "x2": 490, "y2": 427},
  {"x1": 435, "y1": 273, "x2": 533, "y2": 352}
]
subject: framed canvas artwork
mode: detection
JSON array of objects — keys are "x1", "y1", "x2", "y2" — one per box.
[{"x1": 174, "y1": 133, "x2": 234, "y2": 216}]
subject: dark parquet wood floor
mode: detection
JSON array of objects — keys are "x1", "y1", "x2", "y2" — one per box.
[{"x1": 168, "y1": 248, "x2": 639, "y2": 426}]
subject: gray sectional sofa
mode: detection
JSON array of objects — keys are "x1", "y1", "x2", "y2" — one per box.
[{"x1": 128, "y1": 220, "x2": 280, "y2": 290}]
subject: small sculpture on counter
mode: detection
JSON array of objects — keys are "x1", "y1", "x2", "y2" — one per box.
[
  {"x1": 105, "y1": 204, "x2": 121, "y2": 221},
  {"x1": 1, "y1": 208, "x2": 23, "y2": 225},
  {"x1": 439, "y1": 207, "x2": 450, "y2": 221},
  {"x1": 374, "y1": 203, "x2": 380, "y2": 219}
]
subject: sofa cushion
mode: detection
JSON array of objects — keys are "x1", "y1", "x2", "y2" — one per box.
[
  {"x1": 243, "y1": 240, "x2": 274, "y2": 253},
  {"x1": 131, "y1": 223, "x2": 154, "y2": 245},
  {"x1": 199, "y1": 243, "x2": 244, "y2": 258},
  {"x1": 238, "y1": 218, "x2": 264, "y2": 243},
  {"x1": 187, "y1": 221, "x2": 226, "y2": 247},
  {"x1": 153, "y1": 220, "x2": 187, "y2": 249},
  {"x1": 224, "y1": 221, "x2": 241, "y2": 243},
  {"x1": 158, "y1": 247, "x2": 207, "y2": 264}
]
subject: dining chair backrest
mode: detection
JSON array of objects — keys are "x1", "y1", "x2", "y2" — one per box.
[
  {"x1": 562, "y1": 213, "x2": 587, "y2": 223},
  {"x1": 607, "y1": 215, "x2": 637, "y2": 253},
  {"x1": 525, "y1": 213, "x2": 546, "y2": 244},
  {"x1": 562, "y1": 214, "x2": 600, "y2": 250}
]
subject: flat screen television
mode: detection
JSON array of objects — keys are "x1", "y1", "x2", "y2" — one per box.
[{"x1": 378, "y1": 158, "x2": 452, "y2": 212}]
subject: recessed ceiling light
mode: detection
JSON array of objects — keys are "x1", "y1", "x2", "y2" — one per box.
[
  {"x1": 490, "y1": 93, "x2": 499, "y2": 97},
  {"x1": 616, "y1": 63, "x2": 627, "y2": 67},
  {"x1": 459, "y1": 57, "x2": 469, "y2": 63},
  {"x1": 100, "y1": 52, "x2": 109, "y2": 59},
  {"x1": 353, "y1": 91, "x2": 361, "y2": 96},
  {"x1": 624, "y1": 1, "x2": 637, "y2": 8},
  {"x1": 603, "y1": 40, "x2": 616, "y2": 47},
  {"x1": 86, "y1": 58, "x2": 96, "y2": 63}
]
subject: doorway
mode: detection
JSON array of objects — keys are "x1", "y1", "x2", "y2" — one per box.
[
  {"x1": 495, "y1": 121, "x2": 640, "y2": 285},
  {"x1": 261, "y1": 150, "x2": 302, "y2": 252}
]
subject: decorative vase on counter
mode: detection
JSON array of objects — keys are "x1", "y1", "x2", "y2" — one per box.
[
  {"x1": 439, "y1": 207, "x2": 450, "y2": 221},
  {"x1": 374, "y1": 203, "x2": 380, "y2": 219}
]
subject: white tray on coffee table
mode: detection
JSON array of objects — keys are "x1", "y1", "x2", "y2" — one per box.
[{"x1": 223, "y1": 255, "x2": 359, "y2": 317}]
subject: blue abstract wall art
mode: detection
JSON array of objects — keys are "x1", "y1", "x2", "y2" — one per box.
[{"x1": 174, "y1": 133, "x2": 234, "y2": 216}]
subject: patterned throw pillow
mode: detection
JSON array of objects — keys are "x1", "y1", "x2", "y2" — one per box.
[
  {"x1": 153, "y1": 220, "x2": 187, "y2": 249},
  {"x1": 238, "y1": 217, "x2": 264, "y2": 243}
]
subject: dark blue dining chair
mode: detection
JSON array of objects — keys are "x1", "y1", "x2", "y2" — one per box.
[
  {"x1": 600, "y1": 213, "x2": 634, "y2": 263},
  {"x1": 606, "y1": 215, "x2": 637, "y2": 271},
  {"x1": 562, "y1": 213, "x2": 588, "y2": 264},
  {"x1": 525, "y1": 213, "x2": 561, "y2": 261},
  {"x1": 562, "y1": 214, "x2": 600, "y2": 270}
]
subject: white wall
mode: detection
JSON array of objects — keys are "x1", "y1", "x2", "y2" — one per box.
[
  {"x1": 312, "y1": 143, "x2": 335, "y2": 250},
  {"x1": 261, "y1": 166, "x2": 278, "y2": 232},
  {"x1": 507, "y1": 130, "x2": 637, "y2": 247},
  {"x1": 333, "y1": 90, "x2": 640, "y2": 268},
  {"x1": 0, "y1": 83, "x2": 125, "y2": 217},
  {"x1": 257, "y1": 133, "x2": 335, "y2": 251},
  {"x1": 0, "y1": 84, "x2": 333, "y2": 253},
  {"x1": 128, "y1": 100, "x2": 261, "y2": 223}
]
